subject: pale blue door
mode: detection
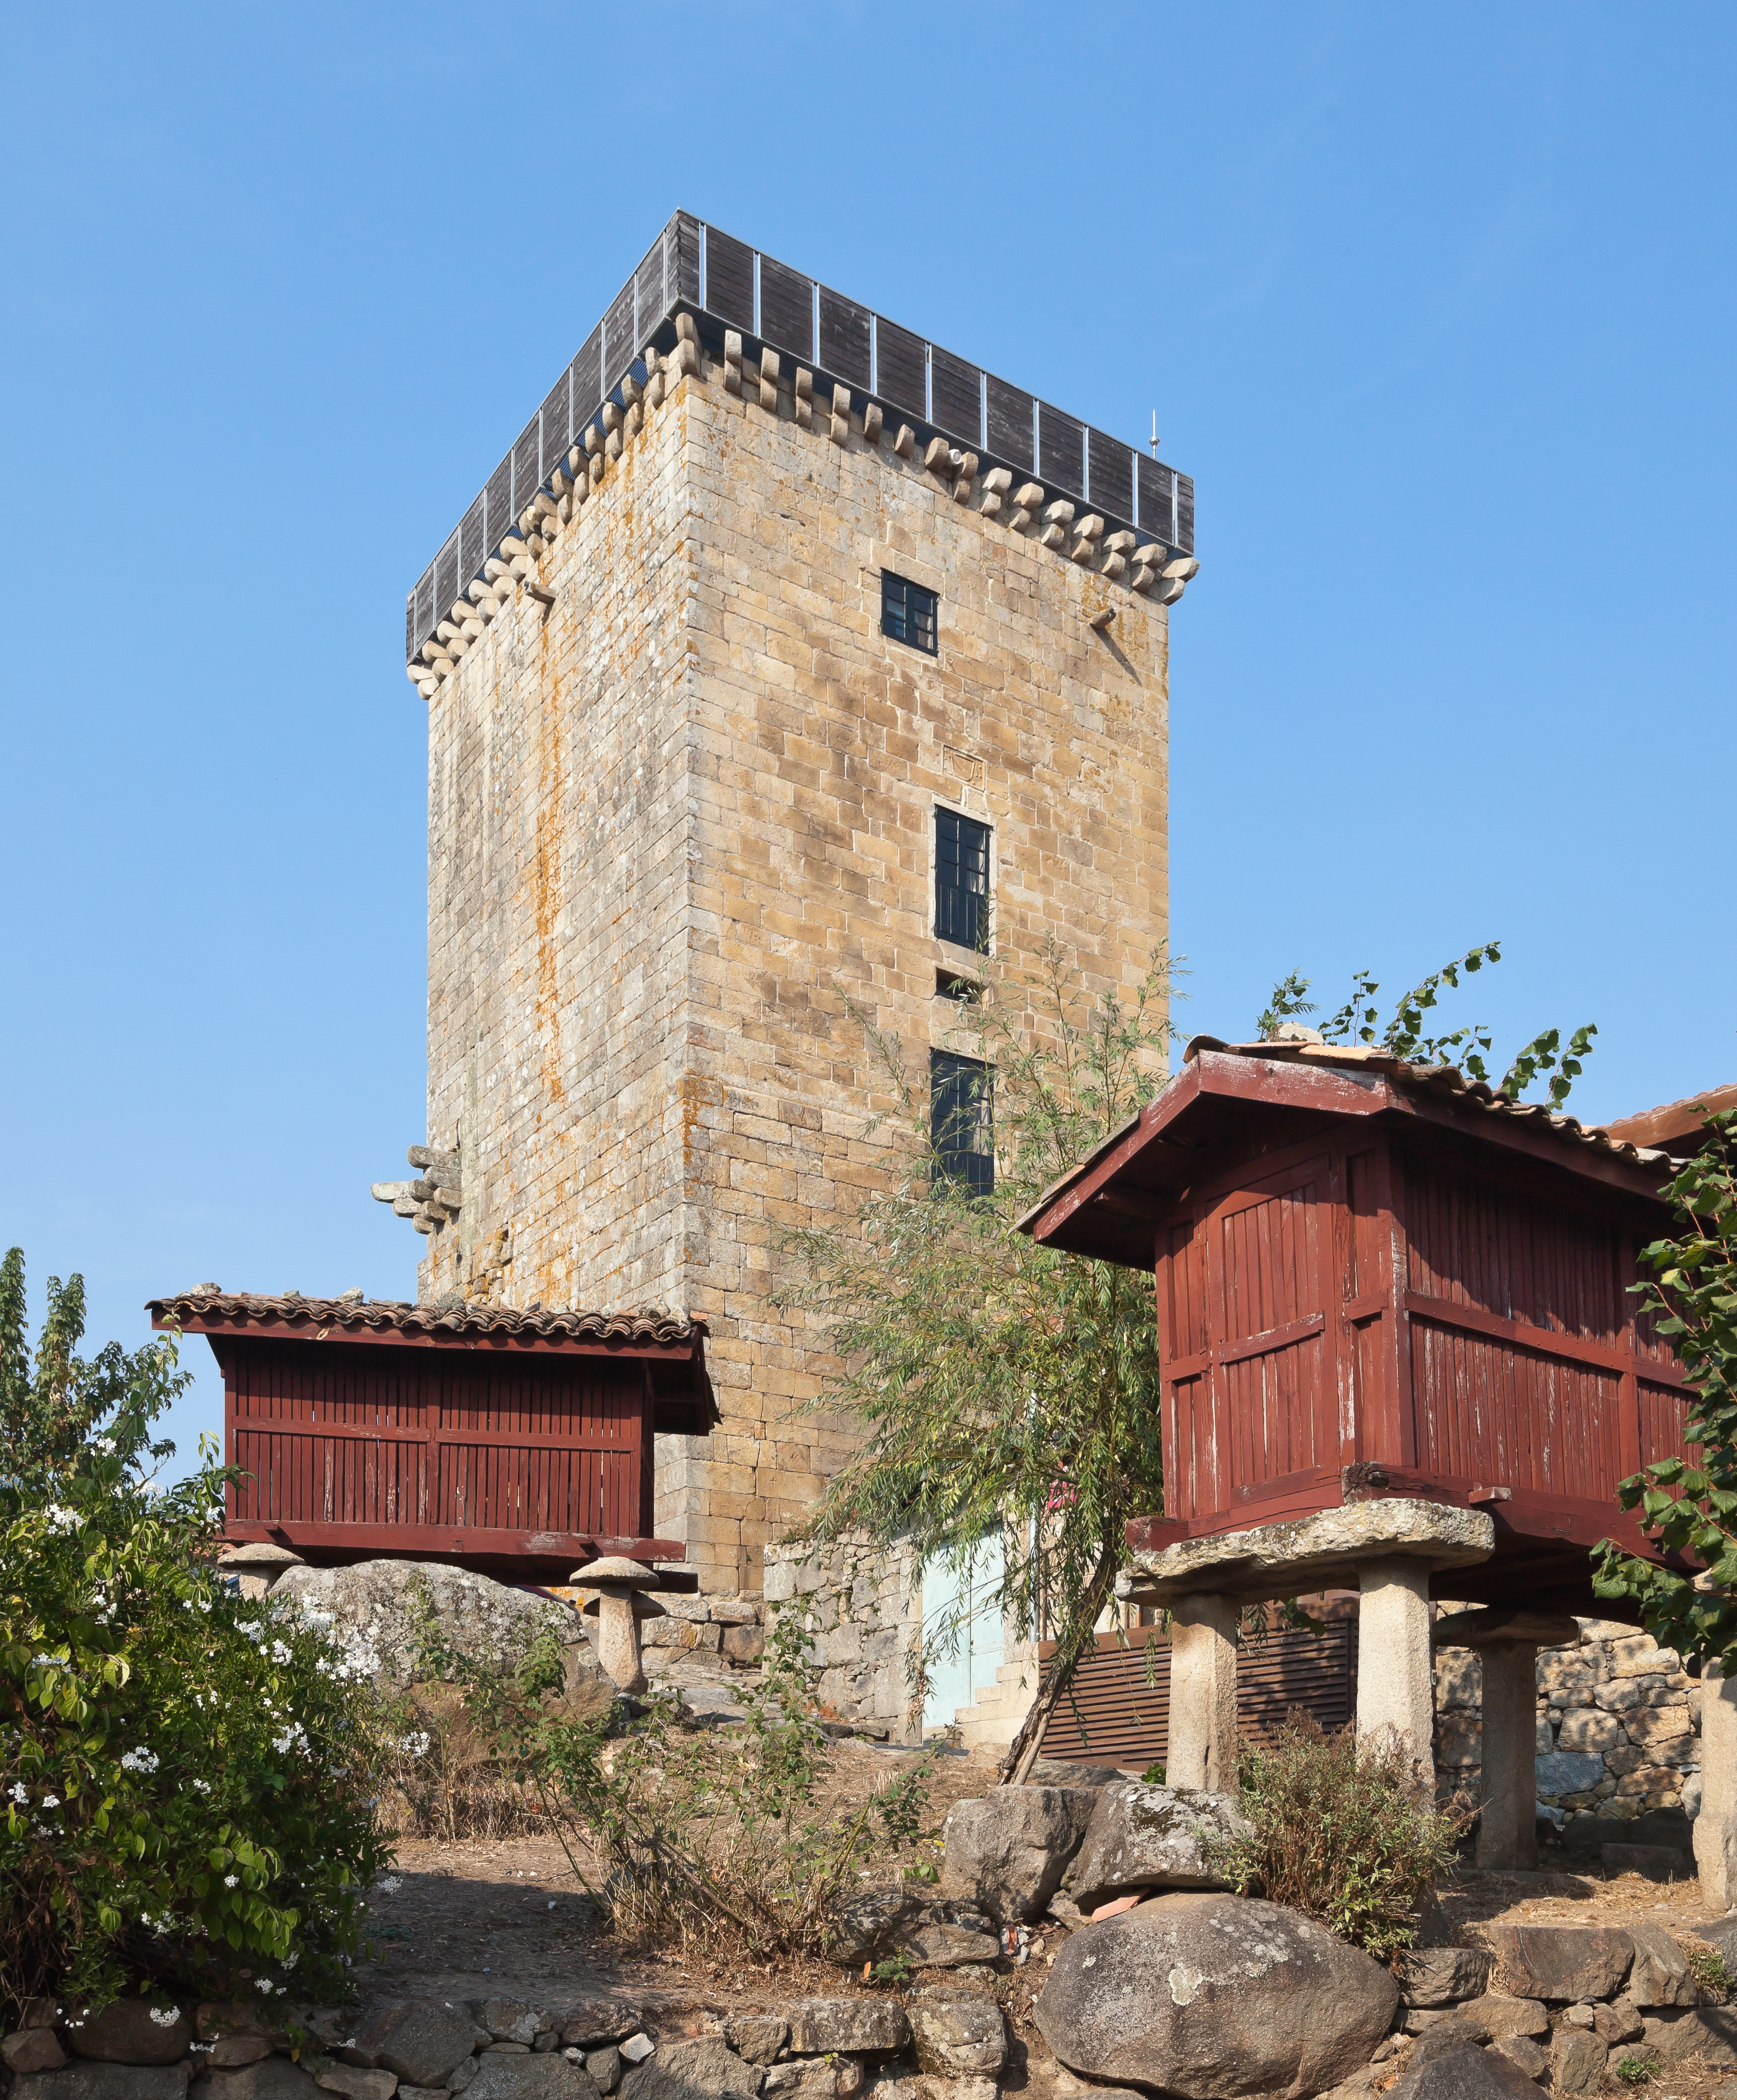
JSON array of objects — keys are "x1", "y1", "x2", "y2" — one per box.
[{"x1": 922, "y1": 1537, "x2": 1006, "y2": 1731}]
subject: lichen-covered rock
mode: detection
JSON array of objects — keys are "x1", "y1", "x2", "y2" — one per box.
[
  {"x1": 477, "y1": 2005, "x2": 545, "y2": 2047},
  {"x1": 1484, "y1": 1923, "x2": 1633, "y2": 2002},
  {"x1": 783, "y1": 2004, "x2": 908, "y2": 2056},
  {"x1": 939, "y1": 1788, "x2": 1097, "y2": 1924},
  {"x1": 907, "y1": 1996, "x2": 1007, "y2": 2078},
  {"x1": 65, "y1": 2003, "x2": 192, "y2": 2066},
  {"x1": 558, "y1": 2009, "x2": 646, "y2": 2051},
  {"x1": 722, "y1": 2021, "x2": 787, "y2": 2068},
  {"x1": 1035, "y1": 1891, "x2": 1399, "y2": 2100},
  {"x1": 1063, "y1": 1782, "x2": 1254, "y2": 1911},
  {"x1": 1398, "y1": 1947, "x2": 1495, "y2": 2008},
  {"x1": 274, "y1": 1559, "x2": 599, "y2": 1690},
  {"x1": 346, "y1": 2001, "x2": 482, "y2": 2089},
  {"x1": 619, "y1": 2041, "x2": 759, "y2": 2100},
  {"x1": 825, "y1": 1886, "x2": 920, "y2": 1962},
  {"x1": 469, "y1": 2059, "x2": 602, "y2": 2100},
  {"x1": 1382, "y1": 2047, "x2": 1544, "y2": 2099}
]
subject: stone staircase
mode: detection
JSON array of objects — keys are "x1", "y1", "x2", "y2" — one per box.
[{"x1": 951, "y1": 1647, "x2": 1038, "y2": 1750}]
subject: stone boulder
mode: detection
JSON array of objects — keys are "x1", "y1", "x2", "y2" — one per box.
[
  {"x1": 65, "y1": 2003, "x2": 192, "y2": 2065},
  {"x1": 1383, "y1": 2048, "x2": 1545, "y2": 2100},
  {"x1": 274, "y1": 1559, "x2": 599, "y2": 1690},
  {"x1": 906, "y1": 1996, "x2": 1008, "y2": 2079},
  {"x1": 1461, "y1": 1997, "x2": 1547, "y2": 2041},
  {"x1": 783, "y1": 2004, "x2": 908, "y2": 2055},
  {"x1": 1626, "y1": 1920, "x2": 1694, "y2": 2007},
  {"x1": 1484, "y1": 1923, "x2": 1633, "y2": 2003},
  {"x1": 1642, "y1": 2005, "x2": 1737, "y2": 2066},
  {"x1": 346, "y1": 2000, "x2": 482, "y2": 2088},
  {"x1": 1035, "y1": 1892, "x2": 1400, "y2": 2100},
  {"x1": 619, "y1": 2040, "x2": 760, "y2": 2100},
  {"x1": 2, "y1": 2035, "x2": 67, "y2": 2075},
  {"x1": 1550, "y1": 2031, "x2": 1607, "y2": 2094},
  {"x1": 206, "y1": 2065, "x2": 324, "y2": 2100},
  {"x1": 559, "y1": 2009, "x2": 647, "y2": 2050},
  {"x1": 1063, "y1": 1782, "x2": 1254, "y2": 1912},
  {"x1": 939, "y1": 1788, "x2": 1097, "y2": 1924},
  {"x1": 470, "y1": 2060, "x2": 602, "y2": 2100},
  {"x1": 722, "y1": 2022, "x2": 787, "y2": 2068},
  {"x1": 13, "y1": 2070, "x2": 190, "y2": 2100},
  {"x1": 1397, "y1": 1947, "x2": 1495, "y2": 2009}
]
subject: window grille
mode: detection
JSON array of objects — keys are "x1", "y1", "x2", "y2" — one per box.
[
  {"x1": 935, "y1": 807, "x2": 990, "y2": 951},
  {"x1": 930, "y1": 1050, "x2": 994, "y2": 1196},
  {"x1": 882, "y1": 571, "x2": 938, "y2": 655}
]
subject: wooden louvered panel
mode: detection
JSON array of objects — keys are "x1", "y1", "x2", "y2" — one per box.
[
  {"x1": 540, "y1": 370, "x2": 573, "y2": 485},
  {"x1": 759, "y1": 257, "x2": 813, "y2": 360},
  {"x1": 985, "y1": 375, "x2": 1034, "y2": 471},
  {"x1": 818, "y1": 288, "x2": 871, "y2": 388},
  {"x1": 484, "y1": 457, "x2": 513, "y2": 549},
  {"x1": 1087, "y1": 429, "x2": 1133, "y2": 523},
  {"x1": 1410, "y1": 1317, "x2": 1622, "y2": 1502},
  {"x1": 404, "y1": 594, "x2": 416, "y2": 659},
  {"x1": 633, "y1": 234, "x2": 666, "y2": 347},
  {"x1": 703, "y1": 227, "x2": 755, "y2": 331},
  {"x1": 930, "y1": 346, "x2": 982, "y2": 447},
  {"x1": 670, "y1": 213, "x2": 702, "y2": 306},
  {"x1": 434, "y1": 535, "x2": 459, "y2": 623},
  {"x1": 1038, "y1": 402, "x2": 1085, "y2": 496},
  {"x1": 875, "y1": 319, "x2": 926, "y2": 420},
  {"x1": 458, "y1": 495, "x2": 487, "y2": 587},
  {"x1": 1037, "y1": 1619, "x2": 1355, "y2": 1768},
  {"x1": 1136, "y1": 455, "x2": 1173, "y2": 546},
  {"x1": 1176, "y1": 473, "x2": 1195, "y2": 553},
  {"x1": 570, "y1": 327, "x2": 604, "y2": 433},
  {"x1": 603, "y1": 280, "x2": 637, "y2": 391},
  {"x1": 414, "y1": 571, "x2": 435, "y2": 647},
  {"x1": 511, "y1": 415, "x2": 541, "y2": 519}
]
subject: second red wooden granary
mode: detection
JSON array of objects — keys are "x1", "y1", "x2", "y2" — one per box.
[
  {"x1": 147, "y1": 1288, "x2": 715, "y2": 1583},
  {"x1": 1019, "y1": 1037, "x2": 1696, "y2": 1618}
]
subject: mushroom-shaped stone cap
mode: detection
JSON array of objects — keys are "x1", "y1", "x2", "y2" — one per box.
[
  {"x1": 576, "y1": 1556, "x2": 659, "y2": 1587},
  {"x1": 218, "y1": 1542, "x2": 306, "y2": 1569},
  {"x1": 580, "y1": 1593, "x2": 666, "y2": 1619}
]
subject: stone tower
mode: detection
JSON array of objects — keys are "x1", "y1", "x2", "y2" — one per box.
[{"x1": 380, "y1": 214, "x2": 1193, "y2": 1604}]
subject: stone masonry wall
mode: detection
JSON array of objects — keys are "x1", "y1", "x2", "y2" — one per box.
[
  {"x1": 416, "y1": 339, "x2": 1172, "y2": 1604},
  {"x1": 764, "y1": 1535, "x2": 921, "y2": 1736},
  {"x1": 1435, "y1": 1617, "x2": 1702, "y2": 1836}
]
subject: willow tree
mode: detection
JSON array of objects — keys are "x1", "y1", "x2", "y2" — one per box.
[{"x1": 776, "y1": 937, "x2": 1175, "y2": 1782}]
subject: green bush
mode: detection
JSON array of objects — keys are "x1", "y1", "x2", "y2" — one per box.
[
  {"x1": 1211, "y1": 1714, "x2": 1473, "y2": 1961},
  {"x1": 1, "y1": 1251, "x2": 392, "y2": 2018}
]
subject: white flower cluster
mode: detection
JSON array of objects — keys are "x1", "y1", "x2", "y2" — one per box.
[
  {"x1": 269, "y1": 1641, "x2": 293, "y2": 1664},
  {"x1": 8, "y1": 1782, "x2": 28, "y2": 1805},
  {"x1": 397, "y1": 1732, "x2": 431, "y2": 1760},
  {"x1": 119, "y1": 1747, "x2": 159, "y2": 1775},
  {"x1": 148, "y1": 2008, "x2": 179, "y2": 2028},
  {"x1": 271, "y1": 1722, "x2": 308, "y2": 1757},
  {"x1": 43, "y1": 1505, "x2": 81, "y2": 1533},
  {"x1": 94, "y1": 1437, "x2": 116, "y2": 1455}
]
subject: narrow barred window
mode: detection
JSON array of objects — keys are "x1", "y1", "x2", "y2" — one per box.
[
  {"x1": 935, "y1": 807, "x2": 990, "y2": 951},
  {"x1": 930, "y1": 1050, "x2": 994, "y2": 1195}
]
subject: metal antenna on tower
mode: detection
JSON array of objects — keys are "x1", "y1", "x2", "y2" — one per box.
[{"x1": 1151, "y1": 411, "x2": 1160, "y2": 458}]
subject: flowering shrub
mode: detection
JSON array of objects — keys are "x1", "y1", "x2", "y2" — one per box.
[{"x1": 1, "y1": 1249, "x2": 392, "y2": 2018}]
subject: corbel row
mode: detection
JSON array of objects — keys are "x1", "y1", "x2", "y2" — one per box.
[
  {"x1": 371, "y1": 1143, "x2": 463, "y2": 1237},
  {"x1": 404, "y1": 317, "x2": 704, "y2": 701},
  {"x1": 715, "y1": 328, "x2": 1201, "y2": 605}
]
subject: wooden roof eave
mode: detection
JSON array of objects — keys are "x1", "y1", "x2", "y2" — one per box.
[{"x1": 1018, "y1": 1051, "x2": 1677, "y2": 1270}]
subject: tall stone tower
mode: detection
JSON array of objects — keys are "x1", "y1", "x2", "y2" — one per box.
[{"x1": 383, "y1": 214, "x2": 1193, "y2": 1604}]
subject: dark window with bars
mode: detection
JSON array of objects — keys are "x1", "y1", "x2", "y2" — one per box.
[
  {"x1": 930, "y1": 1050, "x2": 994, "y2": 1196},
  {"x1": 935, "y1": 807, "x2": 990, "y2": 951},
  {"x1": 881, "y1": 571, "x2": 938, "y2": 655}
]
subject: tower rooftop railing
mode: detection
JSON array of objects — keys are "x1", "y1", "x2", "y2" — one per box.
[{"x1": 406, "y1": 212, "x2": 1194, "y2": 669}]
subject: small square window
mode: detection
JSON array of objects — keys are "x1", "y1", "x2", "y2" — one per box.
[{"x1": 882, "y1": 571, "x2": 938, "y2": 655}]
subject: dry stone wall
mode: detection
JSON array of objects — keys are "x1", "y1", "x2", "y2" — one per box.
[
  {"x1": 1435, "y1": 1615, "x2": 1701, "y2": 1845},
  {"x1": 764, "y1": 1537, "x2": 920, "y2": 1735},
  {"x1": 416, "y1": 341, "x2": 1172, "y2": 1607}
]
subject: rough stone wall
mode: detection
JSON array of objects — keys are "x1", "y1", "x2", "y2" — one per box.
[
  {"x1": 1435, "y1": 1617, "x2": 1702, "y2": 1825},
  {"x1": 765, "y1": 1536, "x2": 921, "y2": 1736},
  {"x1": 418, "y1": 347, "x2": 1171, "y2": 1603}
]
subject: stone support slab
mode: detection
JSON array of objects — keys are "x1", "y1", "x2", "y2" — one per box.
[
  {"x1": 1358, "y1": 1558, "x2": 1436, "y2": 1786},
  {"x1": 1168, "y1": 1591, "x2": 1237, "y2": 1792},
  {"x1": 1696, "y1": 1662, "x2": 1737, "y2": 1913}
]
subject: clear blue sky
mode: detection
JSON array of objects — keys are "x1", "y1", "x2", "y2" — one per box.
[{"x1": 4, "y1": 6, "x2": 1733, "y2": 1474}]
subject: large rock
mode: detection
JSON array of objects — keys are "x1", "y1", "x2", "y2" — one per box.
[
  {"x1": 1484, "y1": 1924, "x2": 1633, "y2": 2002},
  {"x1": 1382, "y1": 2048, "x2": 1545, "y2": 2100},
  {"x1": 1642, "y1": 2005, "x2": 1737, "y2": 2066},
  {"x1": 559, "y1": 2009, "x2": 647, "y2": 2050},
  {"x1": 1550, "y1": 2032, "x2": 1607, "y2": 2094},
  {"x1": 316, "y1": 2072, "x2": 396, "y2": 2100},
  {"x1": 1533, "y1": 1752, "x2": 1605, "y2": 1798},
  {"x1": 619, "y1": 2040, "x2": 759, "y2": 2100},
  {"x1": 1625, "y1": 1920, "x2": 1694, "y2": 2007},
  {"x1": 1035, "y1": 1892, "x2": 1400, "y2": 2100},
  {"x1": 1063, "y1": 1782, "x2": 1253, "y2": 1911},
  {"x1": 478, "y1": 2005, "x2": 545, "y2": 2046},
  {"x1": 65, "y1": 2003, "x2": 192, "y2": 2065},
  {"x1": 722, "y1": 2022, "x2": 787, "y2": 2068},
  {"x1": 14, "y1": 2071, "x2": 190, "y2": 2100},
  {"x1": 275, "y1": 1559, "x2": 599, "y2": 1689},
  {"x1": 1397, "y1": 1947, "x2": 1495, "y2": 2009},
  {"x1": 783, "y1": 2004, "x2": 908, "y2": 2055},
  {"x1": 2, "y1": 2035, "x2": 67, "y2": 2075},
  {"x1": 1461, "y1": 1997, "x2": 1548, "y2": 2041},
  {"x1": 468, "y1": 2060, "x2": 602, "y2": 2100},
  {"x1": 907, "y1": 1997, "x2": 1007, "y2": 2079},
  {"x1": 347, "y1": 2001, "x2": 481, "y2": 2088},
  {"x1": 206, "y1": 2066, "x2": 324, "y2": 2100},
  {"x1": 826, "y1": 1888, "x2": 919, "y2": 1962},
  {"x1": 939, "y1": 1788, "x2": 1096, "y2": 1924}
]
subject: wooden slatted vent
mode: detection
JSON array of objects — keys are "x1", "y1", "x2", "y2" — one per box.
[{"x1": 1037, "y1": 1615, "x2": 1355, "y2": 1770}]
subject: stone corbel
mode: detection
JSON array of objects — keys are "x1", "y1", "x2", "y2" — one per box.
[
  {"x1": 1039, "y1": 499, "x2": 1075, "y2": 550},
  {"x1": 1010, "y1": 482, "x2": 1045, "y2": 532},
  {"x1": 794, "y1": 367, "x2": 814, "y2": 428},
  {"x1": 862, "y1": 401, "x2": 883, "y2": 444},
  {"x1": 1070, "y1": 514, "x2": 1105, "y2": 563},
  {"x1": 893, "y1": 424, "x2": 915, "y2": 458},
  {"x1": 723, "y1": 330, "x2": 744, "y2": 396},
  {"x1": 759, "y1": 346, "x2": 780, "y2": 413},
  {"x1": 830, "y1": 384, "x2": 851, "y2": 446},
  {"x1": 979, "y1": 467, "x2": 1011, "y2": 517},
  {"x1": 950, "y1": 451, "x2": 979, "y2": 502}
]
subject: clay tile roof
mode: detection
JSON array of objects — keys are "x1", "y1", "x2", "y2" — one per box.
[
  {"x1": 1180, "y1": 1036, "x2": 1675, "y2": 1170},
  {"x1": 145, "y1": 1286, "x2": 705, "y2": 1347}
]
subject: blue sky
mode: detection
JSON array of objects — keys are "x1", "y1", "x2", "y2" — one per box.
[{"x1": 3, "y1": 6, "x2": 1733, "y2": 1473}]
